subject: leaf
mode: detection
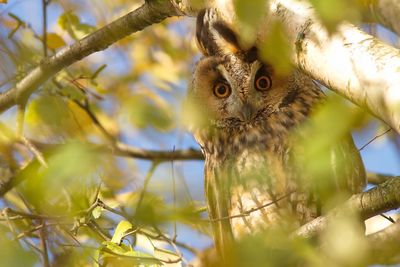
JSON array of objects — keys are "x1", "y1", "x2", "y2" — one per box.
[
  {"x1": 91, "y1": 64, "x2": 107, "y2": 80},
  {"x1": 0, "y1": 0, "x2": 7, "y2": 4},
  {"x1": 58, "y1": 11, "x2": 95, "y2": 40},
  {"x1": 259, "y1": 21, "x2": 292, "y2": 75},
  {"x1": 127, "y1": 93, "x2": 174, "y2": 131},
  {"x1": 233, "y1": 0, "x2": 268, "y2": 45},
  {"x1": 46, "y1": 33, "x2": 66, "y2": 49},
  {"x1": 111, "y1": 220, "x2": 133, "y2": 244},
  {"x1": 309, "y1": 0, "x2": 361, "y2": 33},
  {"x1": 100, "y1": 241, "x2": 162, "y2": 266},
  {"x1": 92, "y1": 206, "x2": 103, "y2": 219}
]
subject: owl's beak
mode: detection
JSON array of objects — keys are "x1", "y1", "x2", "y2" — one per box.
[{"x1": 240, "y1": 102, "x2": 257, "y2": 122}]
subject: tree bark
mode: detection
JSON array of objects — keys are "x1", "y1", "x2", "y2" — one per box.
[
  {"x1": 294, "y1": 177, "x2": 400, "y2": 238},
  {"x1": 271, "y1": 0, "x2": 400, "y2": 133}
]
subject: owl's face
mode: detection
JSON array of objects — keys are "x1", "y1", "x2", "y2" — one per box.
[{"x1": 189, "y1": 52, "x2": 295, "y2": 132}]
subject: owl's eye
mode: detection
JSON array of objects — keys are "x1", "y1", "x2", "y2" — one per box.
[
  {"x1": 213, "y1": 82, "x2": 231, "y2": 98},
  {"x1": 255, "y1": 75, "x2": 272, "y2": 91}
]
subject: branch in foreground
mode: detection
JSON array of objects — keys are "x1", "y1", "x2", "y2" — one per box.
[
  {"x1": 0, "y1": 0, "x2": 182, "y2": 113},
  {"x1": 366, "y1": 220, "x2": 400, "y2": 264},
  {"x1": 211, "y1": 0, "x2": 400, "y2": 132},
  {"x1": 367, "y1": 172, "x2": 394, "y2": 185},
  {"x1": 31, "y1": 140, "x2": 204, "y2": 161},
  {"x1": 294, "y1": 176, "x2": 400, "y2": 238},
  {"x1": 0, "y1": 140, "x2": 203, "y2": 197}
]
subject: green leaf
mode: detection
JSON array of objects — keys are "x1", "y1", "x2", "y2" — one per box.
[
  {"x1": 99, "y1": 241, "x2": 162, "y2": 266},
  {"x1": 233, "y1": 0, "x2": 268, "y2": 45},
  {"x1": 259, "y1": 21, "x2": 292, "y2": 75},
  {"x1": 111, "y1": 220, "x2": 133, "y2": 244},
  {"x1": 309, "y1": 0, "x2": 361, "y2": 33},
  {"x1": 127, "y1": 93, "x2": 174, "y2": 131}
]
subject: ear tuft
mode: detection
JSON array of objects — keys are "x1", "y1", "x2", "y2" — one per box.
[
  {"x1": 212, "y1": 21, "x2": 241, "y2": 54},
  {"x1": 196, "y1": 9, "x2": 219, "y2": 56}
]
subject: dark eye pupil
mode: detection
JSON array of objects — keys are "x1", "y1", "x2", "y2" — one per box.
[
  {"x1": 217, "y1": 85, "x2": 226, "y2": 95},
  {"x1": 258, "y1": 78, "x2": 268, "y2": 88}
]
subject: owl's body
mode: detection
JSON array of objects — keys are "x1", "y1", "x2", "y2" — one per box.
[{"x1": 189, "y1": 8, "x2": 365, "y2": 259}]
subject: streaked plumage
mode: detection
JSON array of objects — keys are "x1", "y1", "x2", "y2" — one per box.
[{"x1": 189, "y1": 8, "x2": 366, "y2": 259}]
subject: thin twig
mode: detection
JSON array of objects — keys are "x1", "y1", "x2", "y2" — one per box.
[
  {"x1": 41, "y1": 0, "x2": 48, "y2": 57},
  {"x1": 39, "y1": 220, "x2": 50, "y2": 267},
  {"x1": 135, "y1": 162, "x2": 159, "y2": 214},
  {"x1": 359, "y1": 128, "x2": 392, "y2": 151},
  {"x1": 171, "y1": 146, "x2": 177, "y2": 242},
  {"x1": 21, "y1": 136, "x2": 48, "y2": 168},
  {"x1": 209, "y1": 191, "x2": 293, "y2": 222}
]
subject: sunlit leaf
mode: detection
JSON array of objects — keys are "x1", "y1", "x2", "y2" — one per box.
[
  {"x1": 233, "y1": 0, "x2": 268, "y2": 45},
  {"x1": 20, "y1": 141, "x2": 102, "y2": 213},
  {"x1": 100, "y1": 241, "x2": 162, "y2": 266},
  {"x1": 126, "y1": 91, "x2": 174, "y2": 131},
  {"x1": 259, "y1": 21, "x2": 292, "y2": 75},
  {"x1": 0, "y1": 0, "x2": 7, "y2": 4},
  {"x1": 309, "y1": 0, "x2": 361, "y2": 33},
  {"x1": 0, "y1": 231, "x2": 36, "y2": 267},
  {"x1": 46, "y1": 33, "x2": 66, "y2": 49},
  {"x1": 92, "y1": 206, "x2": 103, "y2": 219},
  {"x1": 58, "y1": 11, "x2": 95, "y2": 40},
  {"x1": 111, "y1": 220, "x2": 133, "y2": 244},
  {"x1": 291, "y1": 96, "x2": 367, "y2": 205}
]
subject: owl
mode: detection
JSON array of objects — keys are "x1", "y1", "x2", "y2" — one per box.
[{"x1": 188, "y1": 8, "x2": 366, "y2": 262}]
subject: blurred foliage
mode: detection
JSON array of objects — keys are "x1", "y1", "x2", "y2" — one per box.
[
  {"x1": 308, "y1": 0, "x2": 364, "y2": 33},
  {"x1": 0, "y1": 0, "x2": 398, "y2": 266}
]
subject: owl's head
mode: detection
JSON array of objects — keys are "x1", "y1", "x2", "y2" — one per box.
[{"x1": 188, "y1": 9, "x2": 299, "y2": 135}]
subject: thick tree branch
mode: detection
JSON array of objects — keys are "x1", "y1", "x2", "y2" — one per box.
[
  {"x1": 30, "y1": 140, "x2": 204, "y2": 161},
  {"x1": 295, "y1": 176, "x2": 400, "y2": 238},
  {"x1": 210, "y1": 0, "x2": 400, "y2": 133},
  {"x1": 270, "y1": 0, "x2": 400, "y2": 133},
  {"x1": 367, "y1": 172, "x2": 394, "y2": 185},
  {"x1": 0, "y1": 0, "x2": 182, "y2": 113},
  {"x1": 366, "y1": 220, "x2": 400, "y2": 264}
]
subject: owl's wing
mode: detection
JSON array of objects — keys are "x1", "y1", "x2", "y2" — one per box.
[
  {"x1": 204, "y1": 161, "x2": 235, "y2": 260},
  {"x1": 331, "y1": 134, "x2": 366, "y2": 194},
  {"x1": 292, "y1": 130, "x2": 367, "y2": 211}
]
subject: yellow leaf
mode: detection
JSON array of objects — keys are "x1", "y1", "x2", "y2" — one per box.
[
  {"x1": 0, "y1": 0, "x2": 7, "y2": 3},
  {"x1": 46, "y1": 33, "x2": 66, "y2": 49},
  {"x1": 111, "y1": 220, "x2": 133, "y2": 244}
]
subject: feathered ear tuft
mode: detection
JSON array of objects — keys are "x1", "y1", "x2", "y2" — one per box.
[
  {"x1": 212, "y1": 21, "x2": 241, "y2": 54},
  {"x1": 196, "y1": 9, "x2": 218, "y2": 56},
  {"x1": 195, "y1": 9, "x2": 242, "y2": 56}
]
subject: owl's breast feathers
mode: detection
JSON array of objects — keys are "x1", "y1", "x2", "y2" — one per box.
[{"x1": 195, "y1": 76, "x2": 365, "y2": 244}]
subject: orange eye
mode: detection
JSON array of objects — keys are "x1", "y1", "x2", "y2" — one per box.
[
  {"x1": 213, "y1": 82, "x2": 231, "y2": 98},
  {"x1": 255, "y1": 75, "x2": 272, "y2": 91}
]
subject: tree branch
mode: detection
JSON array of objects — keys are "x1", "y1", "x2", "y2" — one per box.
[
  {"x1": 0, "y1": 0, "x2": 182, "y2": 113},
  {"x1": 366, "y1": 220, "x2": 400, "y2": 264},
  {"x1": 270, "y1": 0, "x2": 400, "y2": 133},
  {"x1": 209, "y1": 0, "x2": 400, "y2": 133},
  {"x1": 30, "y1": 140, "x2": 204, "y2": 161},
  {"x1": 294, "y1": 176, "x2": 400, "y2": 238}
]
